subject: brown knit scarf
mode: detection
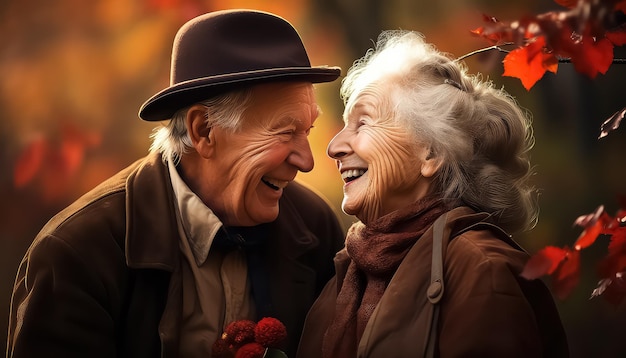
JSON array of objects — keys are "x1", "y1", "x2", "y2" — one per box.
[{"x1": 322, "y1": 196, "x2": 447, "y2": 358}]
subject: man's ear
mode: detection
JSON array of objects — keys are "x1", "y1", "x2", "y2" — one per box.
[
  {"x1": 421, "y1": 147, "x2": 442, "y2": 178},
  {"x1": 186, "y1": 104, "x2": 215, "y2": 158}
]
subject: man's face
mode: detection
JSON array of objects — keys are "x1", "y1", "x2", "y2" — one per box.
[{"x1": 208, "y1": 82, "x2": 318, "y2": 226}]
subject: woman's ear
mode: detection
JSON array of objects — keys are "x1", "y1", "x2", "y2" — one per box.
[
  {"x1": 421, "y1": 147, "x2": 442, "y2": 178},
  {"x1": 186, "y1": 104, "x2": 215, "y2": 158}
]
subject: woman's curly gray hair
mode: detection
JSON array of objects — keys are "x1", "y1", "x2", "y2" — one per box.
[{"x1": 341, "y1": 30, "x2": 538, "y2": 233}]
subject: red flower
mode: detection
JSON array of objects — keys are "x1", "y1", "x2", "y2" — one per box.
[
  {"x1": 211, "y1": 337, "x2": 234, "y2": 358},
  {"x1": 224, "y1": 320, "x2": 256, "y2": 346},
  {"x1": 254, "y1": 317, "x2": 287, "y2": 348},
  {"x1": 213, "y1": 317, "x2": 288, "y2": 357},
  {"x1": 234, "y1": 342, "x2": 265, "y2": 358}
]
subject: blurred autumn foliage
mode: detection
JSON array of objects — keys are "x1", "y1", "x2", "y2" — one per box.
[
  {"x1": 2, "y1": 0, "x2": 626, "y2": 357},
  {"x1": 469, "y1": 0, "x2": 626, "y2": 306},
  {"x1": 521, "y1": 200, "x2": 626, "y2": 304},
  {"x1": 472, "y1": 0, "x2": 626, "y2": 89}
]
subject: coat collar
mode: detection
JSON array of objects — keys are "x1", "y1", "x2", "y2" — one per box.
[
  {"x1": 124, "y1": 153, "x2": 320, "y2": 271},
  {"x1": 125, "y1": 153, "x2": 180, "y2": 271}
]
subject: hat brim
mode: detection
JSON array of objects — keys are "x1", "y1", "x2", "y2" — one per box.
[{"x1": 138, "y1": 66, "x2": 341, "y2": 121}]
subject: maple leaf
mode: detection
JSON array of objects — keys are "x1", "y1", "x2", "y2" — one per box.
[
  {"x1": 606, "y1": 30, "x2": 626, "y2": 46},
  {"x1": 471, "y1": 0, "x2": 626, "y2": 89},
  {"x1": 13, "y1": 135, "x2": 48, "y2": 188},
  {"x1": 570, "y1": 35, "x2": 614, "y2": 78},
  {"x1": 503, "y1": 36, "x2": 558, "y2": 90},
  {"x1": 58, "y1": 123, "x2": 102, "y2": 176},
  {"x1": 598, "y1": 224, "x2": 626, "y2": 278},
  {"x1": 521, "y1": 246, "x2": 569, "y2": 280},
  {"x1": 12, "y1": 123, "x2": 102, "y2": 202},
  {"x1": 470, "y1": 14, "x2": 506, "y2": 45},
  {"x1": 523, "y1": 245, "x2": 582, "y2": 300},
  {"x1": 573, "y1": 205, "x2": 612, "y2": 249},
  {"x1": 599, "y1": 107, "x2": 626, "y2": 138},
  {"x1": 591, "y1": 272, "x2": 626, "y2": 306},
  {"x1": 553, "y1": 0, "x2": 579, "y2": 8},
  {"x1": 552, "y1": 249, "x2": 581, "y2": 300}
]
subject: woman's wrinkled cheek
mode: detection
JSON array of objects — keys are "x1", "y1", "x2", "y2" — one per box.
[{"x1": 356, "y1": 166, "x2": 385, "y2": 223}]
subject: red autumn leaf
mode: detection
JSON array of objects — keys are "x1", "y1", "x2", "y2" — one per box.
[
  {"x1": 599, "y1": 229, "x2": 626, "y2": 278},
  {"x1": 570, "y1": 35, "x2": 614, "y2": 78},
  {"x1": 521, "y1": 246, "x2": 569, "y2": 280},
  {"x1": 12, "y1": 123, "x2": 102, "y2": 202},
  {"x1": 551, "y1": 249, "x2": 581, "y2": 300},
  {"x1": 573, "y1": 206, "x2": 612, "y2": 250},
  {"x1": 503, "y1": 36, "x2": 558, "y2": 90},
  {"x1": 574, "y1": 220, "x2": 604, "y2": 250},
  {"x1": 470, "y1": 24, "x2": 505, "y2": 45},
  {"x1": 58, "y1": 123, "x2": 102, "y2": 176},
  {"x1": 591, "y1": 269, "x2": 626, "y2": 306},
  {"x1": 13, "y1": 135, "x2": 48, "y2": 188},
  {"x1": 553, "y1": 0, "x2": 579, "y2": 8},
  {"x1": 597, "y1": 274, "x2": 626, "y2": 306},
  {"x1": 606, "y1": 30, "x2": 626, "y2": 46},
  {"x1": 574, "y1": 211, "x2": 613, "y2": 250}
]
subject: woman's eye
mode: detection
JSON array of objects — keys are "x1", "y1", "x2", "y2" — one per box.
[{"x1": 275, "y1": 129, "x2": 295, "y2": 141}]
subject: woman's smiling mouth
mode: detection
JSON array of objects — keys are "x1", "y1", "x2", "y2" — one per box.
[{"x1": 341, "y1": 168, "x2": 367, "y2": 183}]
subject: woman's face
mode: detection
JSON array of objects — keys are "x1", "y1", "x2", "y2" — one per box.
[{"x1": 327, "y1": 85, "x2": 435, "y2": 224}]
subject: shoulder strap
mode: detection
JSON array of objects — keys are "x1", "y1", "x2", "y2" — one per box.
[
  {"x1": 455, "y1": 221, "x2": 526, "y2": 253},
  {"x1": 424, "y1": 213, "x2": 524, "y2": 358},
  {"x1": 424, "y1": 213, "x2": 447, "y2": 358}
]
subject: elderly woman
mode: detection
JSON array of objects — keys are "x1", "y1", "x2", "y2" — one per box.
[{"x1": 297, "y1": 31, "x2": 569, "y2": 358}]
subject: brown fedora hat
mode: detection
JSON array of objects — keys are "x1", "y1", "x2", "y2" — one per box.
[{"x1": 138, "y1": 9, "x2": 342, "y2": 121}]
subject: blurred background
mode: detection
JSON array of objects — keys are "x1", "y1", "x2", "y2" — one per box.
[{"x1": 1, "y1": 0, "x2": 625, "y2": 356}]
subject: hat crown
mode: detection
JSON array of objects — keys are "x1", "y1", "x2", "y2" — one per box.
[
  {"x1": 138, "y1": 9, "x2": 340, "y2": 121},
  {"x1": 171, "y1": 10, "x2": 311, "y2": 86}
]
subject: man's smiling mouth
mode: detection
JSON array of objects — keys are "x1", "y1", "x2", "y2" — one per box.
[
  {"x1": 261, "y1": 176, "x2": 289, "y2": 190},
  {"x1": 341, "y1": 169, "x2": 367, "y2": 183}
]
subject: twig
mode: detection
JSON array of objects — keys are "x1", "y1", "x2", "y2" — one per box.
[
  {"x1": 456, "y1": 43, "x2": 514, "y2": 62},
  {"x1": 457, "y1": 44, "x2": 626, "y2": 65},
  {"x1": 558, "y1": 58, "x2": 626, "y2": 64}
]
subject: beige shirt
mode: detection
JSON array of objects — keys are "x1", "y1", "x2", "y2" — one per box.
[{"x1": 167, "y1": 159, "x2": 255, "y2": 357}]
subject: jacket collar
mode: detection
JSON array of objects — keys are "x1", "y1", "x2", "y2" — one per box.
[
  {"x1": 124, "y1": 153, "x2": 320, "y2": 270},
  {"x1": 125, "y1": 153, "x2": 180, "y2": 271}
]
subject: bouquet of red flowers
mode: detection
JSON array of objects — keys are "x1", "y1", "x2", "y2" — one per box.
[{"x1": 212, "y1": 317, "x2": 288, "y2": 358}]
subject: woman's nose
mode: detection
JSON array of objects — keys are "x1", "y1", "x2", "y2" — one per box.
[{"x1": 327, "y1": 128, "x2": 350, "y2": 159}]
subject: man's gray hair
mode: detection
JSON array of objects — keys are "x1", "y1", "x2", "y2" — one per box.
[{"x1": 149, "y1": 88, "x2": 253, "y2": 164}]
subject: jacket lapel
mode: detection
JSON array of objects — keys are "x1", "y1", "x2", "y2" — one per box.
[{"x1": 124, "y1": 154, "x2": 180, "y2": 271}]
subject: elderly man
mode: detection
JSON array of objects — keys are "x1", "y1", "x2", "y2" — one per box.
[{"x1": 7, "y1": 9, "x2": 344, "y2": 358}]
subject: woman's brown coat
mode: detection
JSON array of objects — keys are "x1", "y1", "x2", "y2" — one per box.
[{"x1": 297, "y1": 207, "x2": 569, "y2": 358}]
